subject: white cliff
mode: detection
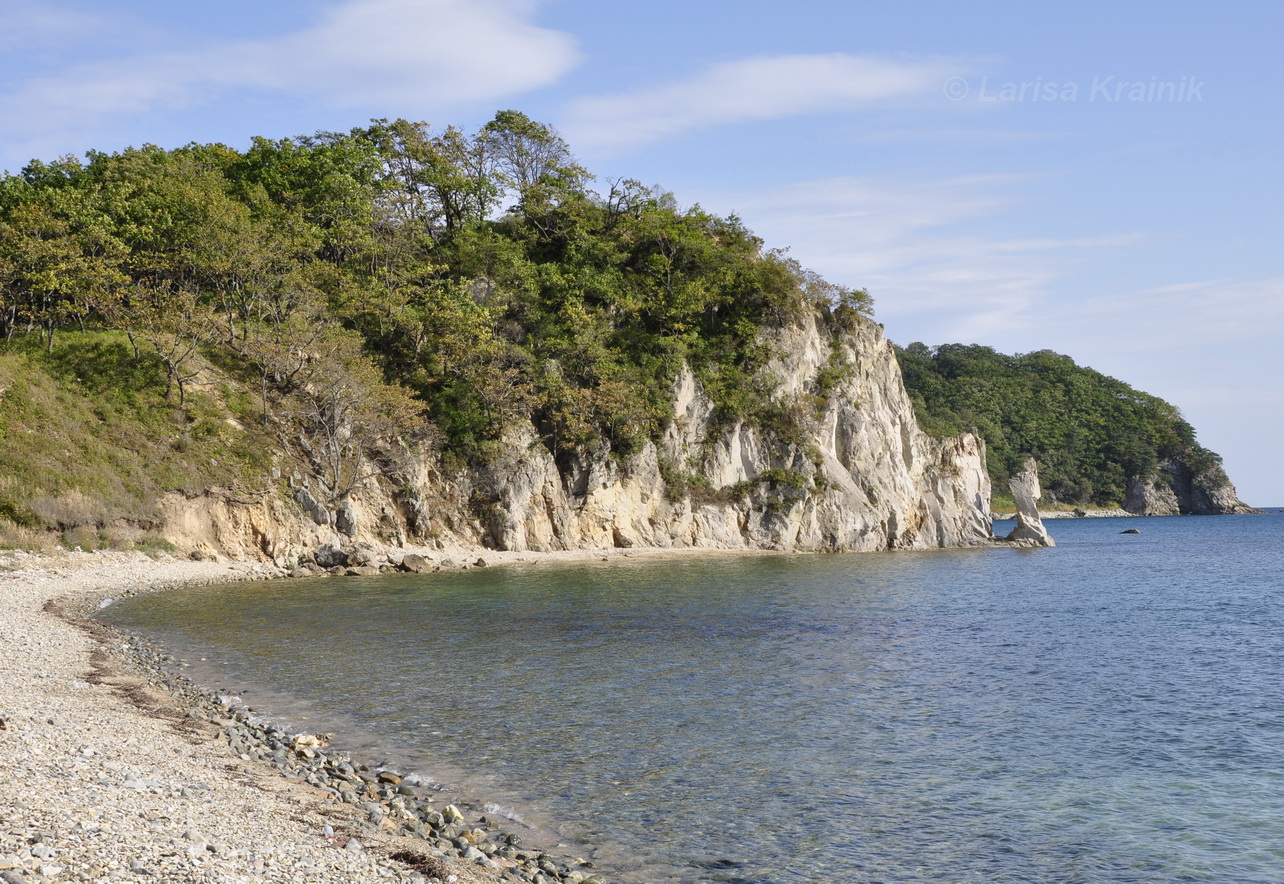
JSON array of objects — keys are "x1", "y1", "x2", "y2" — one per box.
[
  {"x1": 462, "y1": 312, "x2": 992, "y2": 553},
  {"x1": 158, "y1": 312, "x2": 996, "y2": 561}
]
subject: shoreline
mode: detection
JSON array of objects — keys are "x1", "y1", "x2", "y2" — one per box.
[
  {"x1": 991, "y1": 507, "x2": 1136, "y2": 520},
  {"x1": 2, "y1": 547, "x2": 686, "y2": 884},
  {"x1": 2, "y1": 543, "x2": 783, "y2": 884}
]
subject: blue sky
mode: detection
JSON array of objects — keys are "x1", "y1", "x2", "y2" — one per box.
[{"x1": 3, "y1": 0, "x2": 1281, "y2": 504}]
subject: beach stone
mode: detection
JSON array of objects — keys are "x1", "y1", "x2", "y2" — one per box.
[
  {"x1": 348, "y1": 544, "x2": 380, "y2": 566},
  {"x1": 376, "y1": 771, "x2": 401, "y2": 785},
  {"x1": 314, "y1": 544, "x2": 348, "y2": 568},
  {"x1": 401, "y1": 554, "x2": 433, "y2": 573}
]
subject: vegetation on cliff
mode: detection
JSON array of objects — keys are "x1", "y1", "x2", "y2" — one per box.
[
  {"x1": 896, "y1": 343, "x2": 1229, "y2": 508},
  {"x1": 0, "y1": 113, "x2": 871, "y2": 544}
]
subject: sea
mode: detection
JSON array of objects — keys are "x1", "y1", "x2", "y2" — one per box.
[{"x1": 101, "y1": 513, "x2": 1284, "y2": 883}]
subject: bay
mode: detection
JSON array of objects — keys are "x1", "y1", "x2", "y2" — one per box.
[{"x1": 103, "y1": 514, "x2": 1284, "y2": 883}]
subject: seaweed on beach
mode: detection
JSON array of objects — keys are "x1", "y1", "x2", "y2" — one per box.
[{"x1": 388, "y1": 850, "x2": 451, "y2": 878}]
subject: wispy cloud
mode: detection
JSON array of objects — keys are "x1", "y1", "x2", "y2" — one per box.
[
  {"x1": 0, "y1": 0, "x2": 579, "y2": 166},
  {"x1": 227, "y1": 0, "x2": 580, "y2": 106},
  {"x1": 561, "y1": 53, "x2": 961, "y2": 152},
  {"x1": 696, "y1": 174, "x2": 1283, "y2": 501},
  {"x1": 0, "y1": 2, "x2": 118, "y2": 52},
  {"x1": 1041, "y1": 276, "x2": 1284, "y2": 353},
  {"x1": 692, "y1": 174, "x2": 1142, "y2": 343}
]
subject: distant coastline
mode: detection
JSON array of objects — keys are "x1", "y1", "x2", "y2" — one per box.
[{"x1": 992, "y1": 507, "x2": 1135, "y2": 520}]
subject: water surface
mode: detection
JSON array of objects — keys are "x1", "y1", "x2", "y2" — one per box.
[{"x1": 105, "y1": 515, "x2": 1284, "y2": 882}]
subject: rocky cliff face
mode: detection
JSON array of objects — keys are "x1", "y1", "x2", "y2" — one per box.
[
  {"x1": 1124, "y1": 459, "x2": 1257, "y2": 516},
  {"x1": 159, "y1": 313, "x2": 995, "y2": 562}
]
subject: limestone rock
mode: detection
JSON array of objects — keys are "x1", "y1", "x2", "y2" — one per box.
[
  {"x1": 335, "y1": 499, "x2": 358, "y2": 536},
  {"x1": 292, "y1": 487, "x2": 330, "y2": 526},
  {"x1": 470, "y1": 314, "x2": 994, "y2": 553},
  {"x1": 313, "y1": 544, "x2": 348, "y2": 569},
  {"x1": 1004, "y1": 457, "x2": 1054, "y2": 547},
  {"x1": 400, "y1": 553, "x2": 433, "y2": 573},
  {"x1": 151, "y1": 311, "x2": 999, "y2": 558}
]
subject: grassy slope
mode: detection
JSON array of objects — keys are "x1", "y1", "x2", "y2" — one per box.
[{"x1": 0, "y1": 332, "x2": 275, "y2": 549}]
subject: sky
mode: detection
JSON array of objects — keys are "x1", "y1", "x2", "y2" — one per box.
[{"x1": 2, "y1": 0, "x2": 1281, "y2": 504}]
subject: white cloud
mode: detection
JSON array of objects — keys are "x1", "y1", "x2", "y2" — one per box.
[
  {"x1": 1043, "y1": 276, "x2": 1284, "y2": 350},
  {"x1": 227, "y1": 0, "x2": 580, "y2": 106},
  {"x1": 0, "y1": 0, "x2": 579, "y2": 165},
  {"x1": 0, "y1": 2, "x2": 114, "y2": 52},
  {"x1": 561, "y1": 53, "x2": 960, "y2": 152},
  {"x1": 691, "y1": 174, "x2": 1141, "y2": 344},
  {"x1": 686, "y1": 171, "x2": 1284, "y2": 506}
]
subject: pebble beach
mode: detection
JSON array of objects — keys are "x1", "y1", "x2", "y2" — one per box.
[{"x1": 0, "y1": 548, "x2": 641, "y2": 884}]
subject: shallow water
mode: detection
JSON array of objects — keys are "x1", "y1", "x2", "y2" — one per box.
[{"x1": 105, "y1": 515, "x2": 1284, "y2": 883}]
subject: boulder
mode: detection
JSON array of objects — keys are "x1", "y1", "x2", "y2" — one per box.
[
  {"x1": 293, "y1": 487, "x2": 330, "y2": 526},
  {"x1": 348, "y1": 543, "x2": 381, "y2": 566},
  {"x1": 335, "y1": 499, "x2": 358, "y2": 536},
  {"x1": 401, "y1": 553, "x2": 433, "y2": 573},
  {"x1": 313, "y1": 544, "x2": 348, "y2": 569}
]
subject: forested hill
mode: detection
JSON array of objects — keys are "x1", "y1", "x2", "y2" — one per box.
[
  {"x1": 0, "y1": 111, "x2": 1246, "y2": 551},
  {"x1": 897, "y1": 343, "x2": 1252, "y2": 513},
  {"x1": 0, "y1": 112, "x2": 875, "y2": 548}
]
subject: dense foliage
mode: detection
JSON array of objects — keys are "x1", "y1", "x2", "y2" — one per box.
[
  {"x1": 0, "y1": 113, "x2": 872, "y2": 539},
  {"x1": 897, "y1": 343, "x2": 1221, "y2": 506}
]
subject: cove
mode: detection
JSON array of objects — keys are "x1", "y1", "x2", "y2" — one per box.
[{"x1": 104, "y1": 515, "x2": 1284, "y2": 883}]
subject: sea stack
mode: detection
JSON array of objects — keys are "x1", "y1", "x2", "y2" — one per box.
[{"x1": 1005, "y1": 457, "x2": 1055, "y2": 547}]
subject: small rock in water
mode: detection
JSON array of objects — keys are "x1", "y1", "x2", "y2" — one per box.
[{"x1": 1121, "y1": 528, "x2": 1142, "y2": 534}]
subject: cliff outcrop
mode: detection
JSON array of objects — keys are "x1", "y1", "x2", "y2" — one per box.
[
  {"x1": 158, "y1": 314, "x2": 995, "y2": 563},
  {"x1": 1124, "y1": 459, "x2": 1257, "y2": 516}
]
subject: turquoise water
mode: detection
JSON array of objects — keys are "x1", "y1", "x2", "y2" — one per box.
[{"x1": 105, "y1": 515, "x2": 1284, "y2": 883}]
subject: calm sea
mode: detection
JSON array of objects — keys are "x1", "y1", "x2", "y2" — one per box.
[{"x1": 103, "y1": 514, "x2": 1284, "y2": 883}]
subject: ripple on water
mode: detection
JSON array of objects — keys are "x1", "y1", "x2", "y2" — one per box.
[{"x1": 104, "y1": 515, "x2": 1284, "y2": 883}]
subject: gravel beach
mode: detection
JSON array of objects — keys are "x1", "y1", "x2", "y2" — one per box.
[{"x1": 0, "y1": 548, "x2": 648, "y2": 884}]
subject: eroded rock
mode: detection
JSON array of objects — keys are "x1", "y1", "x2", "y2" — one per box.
[{"x1": 1004, "y1": 457, "x2": 1054, "y2": 547}]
